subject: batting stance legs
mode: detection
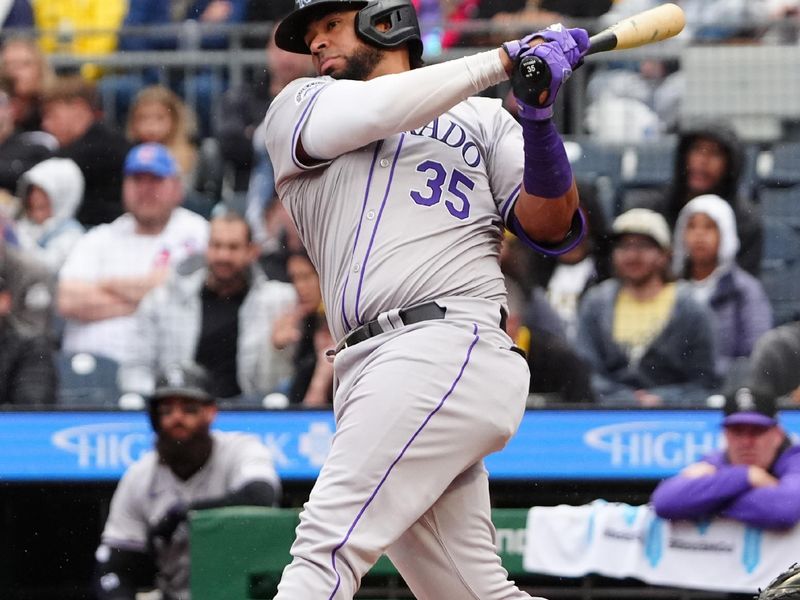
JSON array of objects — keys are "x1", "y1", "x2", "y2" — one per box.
[{"x1": 274, "y1": 300, "x2": 541, "y2": 599}]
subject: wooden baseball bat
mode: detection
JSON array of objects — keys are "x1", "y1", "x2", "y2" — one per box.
[
  {"x1": 586, "y1": 3, "x2": 686, "y2": 55},
  {"x1": 512, "y1": 3, "x2": 686, "y2": 105}
]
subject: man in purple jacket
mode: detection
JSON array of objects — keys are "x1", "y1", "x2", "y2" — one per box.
[{"x1": 651, "y1": 386, "x2": 800, "y2": 530}]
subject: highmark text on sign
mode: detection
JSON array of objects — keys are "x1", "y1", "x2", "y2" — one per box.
[{"x1": 1, "y1": 410, "x2": 797, "y2": 481}]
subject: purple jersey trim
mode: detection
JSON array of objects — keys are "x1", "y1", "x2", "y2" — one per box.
[
  {"x1": 340, "y1": 142, "x2": 383, "y2": 333},
  {"x1": 327, "y1": 323, "x2": 481, "y2": 599},
  {"x1": 290, "y1": 84, "x2": 331, "y2": 171},
  {"x1": 353, "y1": 134, "x2": 406, "y2": 325}
]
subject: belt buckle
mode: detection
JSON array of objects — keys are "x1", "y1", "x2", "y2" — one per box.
[{"x1": 335, "y1": 322, "x2": 365, "y2": 354}]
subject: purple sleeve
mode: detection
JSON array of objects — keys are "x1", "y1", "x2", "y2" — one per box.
[
  {"x1": 651, "y1": 463, "x2": 751, "y2": 521},
  {"x1": 720, "y1": 454, "x2": 800, "y2": 530}
]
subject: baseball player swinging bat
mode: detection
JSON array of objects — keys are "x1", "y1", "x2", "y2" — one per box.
[{"x1": 513, "y1": 2, "x2": 686, "y2": 105}]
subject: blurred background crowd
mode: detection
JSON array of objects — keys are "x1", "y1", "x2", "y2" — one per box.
[{"x1": 2, "y1": 0, "x2": 800, "y2": 412}]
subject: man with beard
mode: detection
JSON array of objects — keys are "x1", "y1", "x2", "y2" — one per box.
[
  {"x1": 263, "y1": 0, "x2": 587, "y2": 597},
  {"x1": 576, "y1": 208, "x2": 718, "y2": 406},
  {"x1": 119, "y1": 212, "x2": 297, "y2": 402},
  {"x1": 94, "y1": 362, "x2": 281, "y2": 600}
]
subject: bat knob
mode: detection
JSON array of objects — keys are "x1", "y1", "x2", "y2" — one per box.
[{"x1": 512, "y1": 55, "x2": 552, "y2": 107}]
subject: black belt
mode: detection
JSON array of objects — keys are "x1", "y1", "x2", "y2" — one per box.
[{"x1": 337, "y1": 302, "x2": 446, "y2": 351}]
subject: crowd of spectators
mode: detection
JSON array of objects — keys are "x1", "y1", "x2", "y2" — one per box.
[{"x1": 0, "y1": 1, "x2": 798, "y2": 412}]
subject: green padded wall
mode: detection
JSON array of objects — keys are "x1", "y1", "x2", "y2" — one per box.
[{"x1": 190, "y1": 507, "x2": 528, "y2": 599}]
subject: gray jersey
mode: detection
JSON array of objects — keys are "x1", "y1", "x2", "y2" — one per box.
[
  {"x1": 100, "y1": 431, "x2": 279, "y2": 600},
  {"x1": 265, "y1": 77, "x2": 526, "y2": 341}
]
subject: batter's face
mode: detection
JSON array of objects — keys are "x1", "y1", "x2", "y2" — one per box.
[
  {"x1": 157, "y1": 397, "x2": 217, "y2": 443},
  {"x1": 304, "y1": 10, "x2": 384, "y2": 80},
  {"x1": 724, "y1": 424, "x2": 783, "y2": 470}
]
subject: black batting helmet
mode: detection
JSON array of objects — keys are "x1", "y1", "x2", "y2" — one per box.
[
  {"x1": 274, "y1": 0, "x2": 423, "y2": 64},
  {"x1": 147, "y1": 363, "x2": 215, "y2": 432}
]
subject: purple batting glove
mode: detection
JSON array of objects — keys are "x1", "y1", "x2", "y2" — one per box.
[
  {"x1": 503, "y1": 25, "x2": 589, "y2": 120},
  {"x1": 503, "y1": 25, "x2": 589, "y2": 69},
  {"x1": 533, "y1": 25, "x2": 589, "y2": 70}
]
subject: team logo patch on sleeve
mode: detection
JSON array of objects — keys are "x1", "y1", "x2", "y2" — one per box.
[{"x1": 295, "y1": 80, "x2": 326, "y2": 104}]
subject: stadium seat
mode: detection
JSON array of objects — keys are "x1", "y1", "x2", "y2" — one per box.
[
  {"x1": 760, "y1": 215, "x2": 800, "y2": 325},
  {"x1": 564, "y1": 137, "x2": 623, "y2": 220},
  {"x1": 761, "y1": 216, "x2": 800, "y2": 271},
  {"x1": 758, "y1": 185, "x2": 800, "y2": 227},
  {"x1": 756, "y1": 141, "x2": 800, "y2": 188},
  {"x1": 56, "y1": 352, "x2": 121, "y2": 407},
  {"x1": 620, "y1": 137, "x2": 678, "y2": 189},
  {"x1": 761, "y1": 263, "x2": 800, "y2": 326}
]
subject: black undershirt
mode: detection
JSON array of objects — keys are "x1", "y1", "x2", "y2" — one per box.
[{"x1": 194, "y1": 284, "x2": 247, "y2": 399}]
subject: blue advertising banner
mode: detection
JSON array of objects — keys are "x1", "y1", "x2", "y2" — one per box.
[{"x1": 1, "y1": 410, "x2": 798, "y2": 482}]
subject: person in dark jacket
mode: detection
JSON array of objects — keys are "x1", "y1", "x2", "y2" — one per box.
[
  {"x1": 576, "y1": 208, "x2": 718, "y2": 406},
  {"x1": 41, "y1": 75, "x2": 130, "y2": 226},
  {"x1": 672, "y1": 194, "x2": 772, "y2": 379},
  {"x1": 651, "y1": 385, "x2": 800, "y2": 530},
  {"x1": 0, "y1": 275, "x2": 56, "y2": 406},
  {"x1": 628, "y1": 123, "x2": 763, "y2": 276}
]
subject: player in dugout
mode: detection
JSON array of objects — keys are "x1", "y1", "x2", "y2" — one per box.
[
  {"x1": 93, "y1": 362, "x2": 281, "y2": 600},
  {"x1": 263, "y1": 0, "x2": 588, "y2": 597}
]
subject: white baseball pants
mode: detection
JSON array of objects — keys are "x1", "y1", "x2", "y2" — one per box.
[{"x1": 274, "y1": 298, "x2": 544, "y2": 600}]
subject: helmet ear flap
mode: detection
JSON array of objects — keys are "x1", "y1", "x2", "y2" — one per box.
[{"x1": 356, "y1": 0, "x2": 421, "y2": 49}]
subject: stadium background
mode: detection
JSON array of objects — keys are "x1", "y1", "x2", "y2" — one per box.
[{"x1": 3, "y1": 5, "x2": 800, "y2": 599}]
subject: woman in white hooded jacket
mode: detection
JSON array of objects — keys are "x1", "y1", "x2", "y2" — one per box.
[
  {"x1": 673, "y1": 194, "x2": 772, "y2": 379},
  {"x1": 15, "y1": 157, "x2": 85, "y2": 273}
]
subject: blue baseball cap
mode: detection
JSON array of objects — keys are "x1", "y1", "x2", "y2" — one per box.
[
  {"x1": 124, "y1": 143, "x2": 178, "y2": 178},
  {"x1": 723, "y1": 386, "x2": 778, "y2": 428}
]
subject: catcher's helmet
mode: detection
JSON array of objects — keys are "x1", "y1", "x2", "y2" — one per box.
[
  {"x1": 274, "y1": 0, "x2": 422, "y2": 64},
  {"x1": 758, "y1": 563, "x2": 800, "y2": 599},
  {"x1": 147, "y1": 363, "x2": 215, "y2": 432}
]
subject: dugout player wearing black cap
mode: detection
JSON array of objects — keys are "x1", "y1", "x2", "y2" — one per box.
[
  {"x1": 93, "y1": 362, "x2": 280, "y2": 600},
  {"x1": 651, "y1": 385, "x2": 800, "y2": 530}
]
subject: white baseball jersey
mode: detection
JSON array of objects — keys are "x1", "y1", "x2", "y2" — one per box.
[
  {"x1": 265, "y1": 76, "x2": 526, "y2": 341},
  {"x1": 100, "y1": 431, "x2": 279, "y2": 600},
  {"x1": 265, "y1": 73, "x2": 542, "y2": 600}
]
